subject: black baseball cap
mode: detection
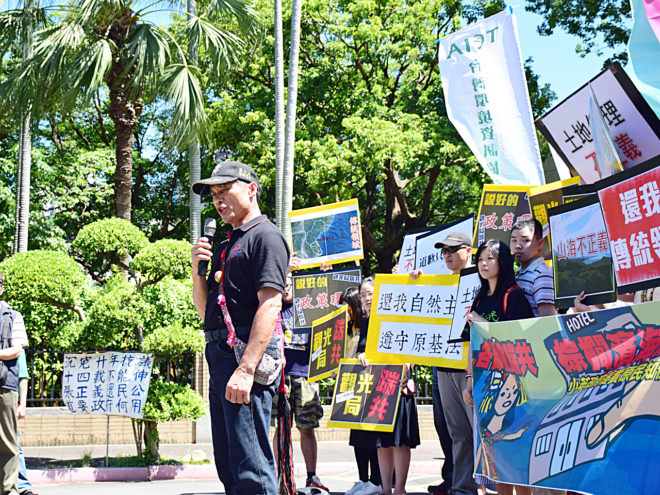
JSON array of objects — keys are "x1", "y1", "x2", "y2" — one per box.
[
  {"x1": 434, "y1": 231, "x2": 471, "y2": 249},
  {"x1": 192, "y1": 160, "x2": 260, "y2": 196}
]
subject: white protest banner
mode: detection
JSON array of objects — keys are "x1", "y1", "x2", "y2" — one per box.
[
  {"x1": 397, "y1": 228, "x2": 431, "y2": 274},
  {"x1": 414, "y1": 215, "x2": 474, "y2": 274},
  {"x1": 448, "y1": 267, "x2": 481, "y2": 342},
  {"x1": 365, "y1": 274, "x2": 468, "y2": 369},
  {"x1": 536, "y1": 62, "x2": 660, "y2": 183},
  {"x1": 438, "y1": 10, "x2": 544, "y2": 185},
  {"x1": 63, "y1": 352, "x2": 154, "y2": 419}
]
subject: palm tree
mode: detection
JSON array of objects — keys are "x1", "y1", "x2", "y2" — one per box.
[
  {"x1": 280, "y1": 0, "x2": 302, "y2": 241},
  {"x1": 273, "y1": 0, "x2": 285, "y2": 230},
  {"x1": 1, "y1": 0, "x2": 257, "y2": 222},
  {"x1": 187, "y1": 0, "x2": 201, "y2": 243},
  {"x1": 1, "y1": 0, "x2": 44, "y2": 253}
]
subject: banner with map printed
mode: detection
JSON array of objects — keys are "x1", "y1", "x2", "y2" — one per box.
[
  {"x1": 289, "y1": 199, "x2": 363, "y2": 269},
  {"x1": 596, "y1": 157, "x2": 660, "y2": 294},
  {"x1": 470, "y1": 301, "x2": 660, "y2": 495},
  {"x1": 548, "y1": 196, "x2": 616, "y2": 309},
  {"x1": 307, "y1": 306, "x2": 348, "y2": 382},
  {"x1": 529, "y1": 177, "x2": 582, "y2": 260},
  {"x1": 63, "y1": 352, "x2": 153, "y2": 419},
  {"x1": 292, "y1": 268, "x2": 361, "y2": 331},
  {"x1": 364, "y1": 274, "x2": 469, "y2": 369},
  {"x1": 327, "y1": 361, "x2": 404, "y2": 432},
  {"x1": 397, "y1": 227, "x2": 431, "y2": 274},
  {"x1": 474, "y1": 185, "x2": 533, "y2": 248},
  {"x1": 414, "y1": 215, "x2": 474, "y2": 275}
]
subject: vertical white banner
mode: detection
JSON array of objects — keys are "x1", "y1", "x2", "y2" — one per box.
[{"x1": 438, "y1": 10, "x2": 544, "y2": 185}]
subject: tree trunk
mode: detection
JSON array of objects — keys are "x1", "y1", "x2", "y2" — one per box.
[
  {"x1": 109, "y1": 89, "x2": 139, "y2": 221},
  {"x1": 281, "y1": 0, "x2": 303, "y2": 241},
  {"x1": 188, "y1": 0, "x2": 201, "y2": 243},
  {"x1": 13, "y1": 0, "x2": 34, "y2": 254},
  {"x1": 273, "y1": 0, "x2": 286, "y2": 230},
  {"x1": 143, "y1": 420, "x2": 160, "y2": 462}
]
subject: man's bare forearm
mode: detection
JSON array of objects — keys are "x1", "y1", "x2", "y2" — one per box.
[
  {"x1": 192, "y1": 273, "x2": 208, "y2": 321},
  {"x1": 238, "y1": 288, "x2": 282, "y2": 374},
  {"x1": 0, "y1": 345, "x2": 22, "y2": 360}
]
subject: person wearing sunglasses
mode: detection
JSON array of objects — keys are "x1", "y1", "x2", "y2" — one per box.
[{"x1": 410, "y1": 232, "x2": 477, "y2": 495}]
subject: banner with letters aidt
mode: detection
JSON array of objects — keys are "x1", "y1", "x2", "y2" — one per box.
[
  {"x1": 470, "y1": 302, "x2": 660, "y2": 495},
  {"x1": 438, "y1": 10, "x2": 544, "y2": 185}
]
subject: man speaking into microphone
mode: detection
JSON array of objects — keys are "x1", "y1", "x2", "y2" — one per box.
[{"x1": 191, "y1": 160, "x2": 289, "y2": 495}]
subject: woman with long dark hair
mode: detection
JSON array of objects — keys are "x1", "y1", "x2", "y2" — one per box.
[
  {"x1": 463, "y1": 239, "x2": 533, "y2": 495},
  {"x1": 341, "y1": 278, "x2": 382, "y2": 495}
]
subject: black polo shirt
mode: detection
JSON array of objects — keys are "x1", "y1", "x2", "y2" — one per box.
[{"x1": 204, "y1": 214, "x2": 290, "y2": 340}]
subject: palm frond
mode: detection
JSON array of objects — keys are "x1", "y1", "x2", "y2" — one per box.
[
  {"x1": 63, "y1": 36, "x2": 115, "y2": 105},
  {"x1": 186, "y1": 13, "x2": 243, "y2": 72},
  {"x1": 160, "y1": 63, "x2": 208, "y2": 147},
  {"x1": 205, "y1": 0, "x2": 261, "y2": 39},
  {"x1": 122, "y1": 22, "x2": 171, "y2": 100},
  {"x1": 0, "y1": 7, "x2": 50, "y2": 55}
]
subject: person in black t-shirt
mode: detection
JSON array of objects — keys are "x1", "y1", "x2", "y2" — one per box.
[
  {"x1": 191, "y1": 160, "x2": 289, "y2": 495},
  {"x1": 463, "y1": 240, "x2": 533, "y2": 495}
]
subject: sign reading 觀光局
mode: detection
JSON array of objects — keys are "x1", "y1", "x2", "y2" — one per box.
[
  {"x1": 438, "y1": 10, "x2": 544, "y2": 185},
  {"x1": 63, "y1": 352, "x2": 154, "y2": 419}
]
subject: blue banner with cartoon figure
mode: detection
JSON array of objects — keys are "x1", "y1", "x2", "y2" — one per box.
[{"x1": 471, "y1": 301, "x2": 660, "y2": 494}]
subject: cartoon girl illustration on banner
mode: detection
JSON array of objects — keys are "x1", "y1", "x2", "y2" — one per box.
[{"x1": 477, "y1": 370, "x2": 529, "y2": 480}]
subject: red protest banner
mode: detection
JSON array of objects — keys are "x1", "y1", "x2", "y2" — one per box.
[{"x1": 597, "y1": 159, "x2": 660, "y2": 292}]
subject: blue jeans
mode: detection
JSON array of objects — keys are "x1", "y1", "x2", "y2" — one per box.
[
  {"x1": 432, "y1": 367, "x2": 454, "y2": 485},
  {"x1": 18, "y1": 432, "x2": 32, "y2": 493},
  {"x1": 205, "y1": 341, "x2": 279, "y2": 495}
]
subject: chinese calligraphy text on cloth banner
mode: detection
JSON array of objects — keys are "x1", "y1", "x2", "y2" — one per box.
[
  {"x1": 307, "y1": 306, "x2": 348, "y2": 382},
  {"x1": 470, "y1": 301, "x2": 660, "y2": 495},
  {"x1": 364, "y1": 274, "x2": 468, "y2": 368},
  {"x1": 536, "y1": 62, "x2": 660, "y2": 184},
  {"x1": 548, "y1": 196, "x2": 616, "y2": 309},
  {"x1": 597, "y1": 158, "x2": 660, "y2": 293},
  {"x1": 529, "y1": 177, "x2": 582, "y2": 260},
  {"x1": 288, "y1": 199, "x2": 363, "y2": 269},
  {"x1": 63, "y1": 352, "x2": 154, "y2": 419},
  {"x1": 438, "y1": 10, "x2": 544, "y2": 185},
  {"x1": 414, "y1": 215, "x2": 474, "y2": 275},
  {"x1": 327, "y1": 361, "x2": 404, "y2": 432},
  {"x1": 474, "y1": 185, "x2": 533, "y2": 247},
  {"x1": 293, "y1": 268, "x2": 361, "y2": 330},
  {"x1": 397, "y1": 227, "x2": 431, "y2": 274}
]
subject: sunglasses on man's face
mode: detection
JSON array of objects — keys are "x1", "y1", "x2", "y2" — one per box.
[{"x1": 441, "y1": 245, "x2": 467, "y2": 255}]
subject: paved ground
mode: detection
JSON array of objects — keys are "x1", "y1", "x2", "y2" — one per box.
[
  {"x1": 26, "y1": 440, "x2": 448, "y2": 494},
  {"x1": 24, "y1": 440, "x2": 447, "y2": 469},
  {"x1": 33, "y1": 474, "x2": 443, "y2": 494}
]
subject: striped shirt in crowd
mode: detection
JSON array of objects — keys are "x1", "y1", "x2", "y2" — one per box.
[{"x1": 516, "y1": 256, "x2": 555, "y2": 317}]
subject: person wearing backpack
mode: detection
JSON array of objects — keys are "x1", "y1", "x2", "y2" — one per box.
[
  {"x1": 462, "y1": 240, "x2": 533, "y2": 495},
  {"x1": 0, "y1": 271, "x2": 30, "y2": 495}
]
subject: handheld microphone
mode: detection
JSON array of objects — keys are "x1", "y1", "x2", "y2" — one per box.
[{"x1": 198, "y1": 218, "x2": 217, "y2": 276}]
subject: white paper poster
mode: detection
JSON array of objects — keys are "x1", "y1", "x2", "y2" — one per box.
[
  {"x1": 63, "y1": 352, "x2": 154, "y2": 419},
  {"x1": 414, "y1": 216, "x2": 474, "y2": 275},
  {"x1": 438, "y1": 10, "x2": 544, "y2": 185}
]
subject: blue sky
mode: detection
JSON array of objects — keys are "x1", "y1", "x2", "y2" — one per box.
[{"x1": 512, "y1": 5, "x2": 620, "y2": 103}]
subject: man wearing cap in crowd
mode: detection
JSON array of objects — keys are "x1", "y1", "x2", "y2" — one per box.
[
  {"x1": 412, "y1": 232, "x2": 478, "y2": 495},
  {"x1": 191, "y1": 161, "x2": 289, "y2": 495}
]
